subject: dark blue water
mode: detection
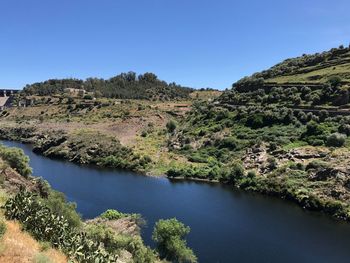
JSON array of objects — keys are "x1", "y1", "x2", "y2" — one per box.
[{"x1": 2, "y1": 140, "x2": 350, "y2": 263}]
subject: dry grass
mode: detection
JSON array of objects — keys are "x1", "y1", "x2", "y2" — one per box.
[{"x1": 0, "y1": 221, "x2": 67, "y2": 263}]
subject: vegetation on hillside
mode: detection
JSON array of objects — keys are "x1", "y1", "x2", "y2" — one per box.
[
  {"x1": 22, "y1": 72, "x2": 193, "y2": 100},
  {"x1": 234, "y1": 44, "x2": 350, "y2": 87},
  {"x1": 0, "y1": 144, "x2": 197, "y2": 262}
]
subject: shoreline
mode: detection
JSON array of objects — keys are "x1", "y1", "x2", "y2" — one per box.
[{"x1": 1, "y1": 135, "x2": 350, "y2": 224}]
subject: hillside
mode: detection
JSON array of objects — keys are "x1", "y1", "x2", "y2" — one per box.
[
  {"x1": 220, "y1": 45, "x2": 350, "y2": 109},
  {"x1": 163, "y1": 45, "x2": 350, "y2": 221},
  {"x1": 246, "y1": 45, "x2": 350, "y2": 84},
  {"x1": 22, "y1": 72, "x2": 193, "y2": 100}
]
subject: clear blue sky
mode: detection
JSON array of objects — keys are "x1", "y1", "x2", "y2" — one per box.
[{"x1": 1, "y1": 0, "x2": 349, "y2": 90}]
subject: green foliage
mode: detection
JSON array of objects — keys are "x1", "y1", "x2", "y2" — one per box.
[
  {"x1": 216, "y1": 137, "x2": 238, "y2": 150},
  {"x1": 100, "y1": 209, "x2": 126, "y2": 220},
  {"x1": 152, "y1": 218, "x2": 197, "y2": 263},
  {"x1": 85, "y1": 224, "x2": 156, "y2": 263},
  {"x1": 0, "y1": 144, "x2": 32, "y2": 177},
  {"x1": 99, "y1": 209, "x2": 141, "y2": 222},
  {"x1": 233, "y1": 76, "x2": 265, "y2": 92},
  {"x1": 4, "y1": 190, "x2": 119, "y2": 263},
  {"x1": 40, "y1": 190, "x2": 81, "y2": 229},
  {"x1": 33, "y1": 131, "x2": 151, "y2": 172},
  {"x1": 23, "y1": 72, "x2": 193, "y2": 100},
  {"x1": 220, "y1": 162, "x2": 245, "y2": 184},
  {"x1": 325, "y1": 133, "x2": 346, "y2": 147},
  {"x1": 236, "y1": 46, "x2": 350, "y2": 82},
  {"x1": 328, "y1": 76, "x2": 342, "y2": 88}
]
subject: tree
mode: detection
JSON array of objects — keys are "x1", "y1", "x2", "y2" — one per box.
[
  {"x1": 326, "y1": 133, "x2": 346, "y2": 147},
  {"x1": 328, "y1": 76, "x2": 342, "y2": 88},
  {"x1": 0, "y1": 145, "x2": 32, "y2": 177},
  {"x1": 221, "y1": 162, "x2": 245, "y2": 184},
  {"x1": 152, "y1": 218, "x2": 197, "y2": 263}
]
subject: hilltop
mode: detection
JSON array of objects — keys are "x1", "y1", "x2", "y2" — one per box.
[
  {"x1": 239, "y1": 44, "x2": 350, "y2": 85},
  {"x1": 22, "y1": 72, "x2": 193, "y2": 101},
  {"x1": 220, "y1": 45, "x2": 350, "y2": 109}
]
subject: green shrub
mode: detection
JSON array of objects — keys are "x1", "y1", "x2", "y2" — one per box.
[
  {"x1": 267, "y1": 157, "x2": 278, "y2": 170},
  {"x1": 83, "y1": 94, "x2": 93, "y2": 100},
  {"x1": 100, "y1": 209, "x2": 141, "y2": 222},
  {"x1": 4, "y1": 191, "x2": 118, "y2": 263},
  {"x1": 0, "y1": 145, "x2": 32, "y2": 177},
  {"x1": 152, "y1": 218, "x2": 197, "y2": 263},
  {"x1": 41, "y1": 190, "x2": 81, "y2": 229},
  {"x1": 100, "y1": 209, "x2": 126, "y2": 220},
  {"x1": 220, "y1": 162, "x2": 245, "y2": 184},
  {"x1": 85, "y1": 224, "x2": 156, "y2": 263},
  {"x1": 217, "y1": 137, "x2": 238, "y2": 150},
  {"x1": 326, "y1": 133, "x2": 346, "y2": 147},
  {"x1": 339, "y1": 124, "x2": 350, "y2": 136}
]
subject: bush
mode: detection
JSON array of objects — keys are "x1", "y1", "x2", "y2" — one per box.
[
  {"x1": 41, "y1": 190, "x2": 81, "y2": 229},
  {"x1": 5, "y1": 191, "x2": 118, "y2": 263},
  {"x1": 100, "y1": 209, "x2": 126, "y2": 220},
  {"x1": 326, "y1": 133, "x2": 346, "y2": 147},
  {"x1": 267, "y1": 157, "x2": 278, "y2": 170},
  {"x1": 100, "y1": 209, "x2": 141, "y2": 222},
  {"x1": 83, "y1": 94, "x2": 93, "y2": 100},
  {"x1": 339, "y1": 124, "x2": 350, "y2": 136},
  {"x1": 220, "y1": 162, "x2": 245, "y2": 184},
  {"x1": 152, "y1": 218, "x2": 197, "y2": 263},
  {"x1": 0, "y1": 145, "x2": 32, "y2": 177},
  {"x1": 217, "y1": 137, "x2": 239, "y2": 150},
  {"x1": 85, "y1": 224, "x2": 156, "y2": 263}
]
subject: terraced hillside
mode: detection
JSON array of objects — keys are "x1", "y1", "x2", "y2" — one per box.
[
  {"x1": 220, "y1": 45, "x2": 350, "y2": 110},
  {"x1": 256, "y1": 45, "x2": 350, "y2": 84}
]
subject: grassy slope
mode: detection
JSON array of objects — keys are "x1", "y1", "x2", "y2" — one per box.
[
  {"x1": 267, "y1": 61, "x2": 350, "y2": 84},
  {"x1": 0, "y1": 220, "x2": 67, "y2": 263},
  {"x1": 0, "y1": 91, "x2": 222, "y2": 176},
  {"x1": 264, "y1": 48, "x2": 350, "y2": 84},
  {"x1": 0, "y1": 160, "x2": 67, "y2": 263}
]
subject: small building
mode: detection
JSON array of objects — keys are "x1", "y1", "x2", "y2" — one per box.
[
  {"x1": 18, "y1": 98, "x2": 34, "y2": 108},
  {"x1": 64, "y1": 88, "x2": 86, "y2": 97}
]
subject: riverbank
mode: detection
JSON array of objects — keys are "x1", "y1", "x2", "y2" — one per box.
[
  {"x1": 1, "y1": 123, "x2": 350, "y2": 224},
  {"x1": 0, "y1": 144, "x2": 170, "y2": 263},
  {"x1": 3, "y1": 139, "x2": 350, "y2": 263}
]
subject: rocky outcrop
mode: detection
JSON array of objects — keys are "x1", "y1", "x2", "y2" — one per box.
[
  {"x1": 309, "y1": 167, "x2": 341, "y2": 181},
  {"x1": 85, "y1": 217, "x2": 141, "y2": 237},
  {"x1": 0, "y1": 164, "x2": 49, "y2": 196}
]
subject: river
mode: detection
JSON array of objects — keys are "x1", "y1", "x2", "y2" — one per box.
[{"x1": 2, "y1": 140, "x2": 350, "y2": 263}]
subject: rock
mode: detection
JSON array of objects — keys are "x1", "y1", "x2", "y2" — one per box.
[{"x1": 310, "y1": 168, "x2": 340, "y2": 181}]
